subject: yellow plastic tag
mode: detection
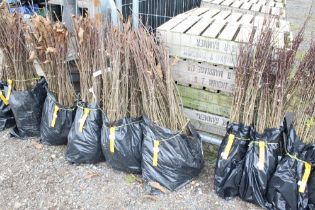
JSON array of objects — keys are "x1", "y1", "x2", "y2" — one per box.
[
  {"x1": 79, "y1": 108, "x2": 90, "y2": 133},
  {"x1": 222, "y1": 134, "x2": 235, "y2": 160},
  {"x1": 6, "y1": 79, "x2": 12, "y2": 101},
  {"x1": 153, "y1": 140, "x2": 160, "y2": 167},
  {"x1": 50, "y1": 105, "x2": 59, "y2": 128},
  {"x1": 0, "y1": 91, "x2": 8, "y2": 105},
  {"x1": 109, "y1": 127, "x2": 116, "y2": 153},
  {"x1": 299, "y1": 162, "x2": 312, "y2": 193},
  {"x1": 258, "y1": 142, "x2": 265, "y2": 171}
]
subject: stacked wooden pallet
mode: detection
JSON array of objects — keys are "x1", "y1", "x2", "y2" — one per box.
[
  {"x1": 201, "y1": 0, "x2": 286, "y2": 18},
  {"x1": 157, "y1": 7, "x2": 291, "y2": 140}
]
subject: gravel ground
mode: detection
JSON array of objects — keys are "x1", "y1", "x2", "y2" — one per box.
[
  {"x1": 0, "y1": 131, "x2": 260, "y2": 210},
  {"x1": 1, "y1": 1, "x2": 315, "y2": 210}
]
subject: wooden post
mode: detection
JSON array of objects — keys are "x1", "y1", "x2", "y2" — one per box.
[
  {"x1": 62, "y1": 0, "x2": 77, "y2": 32},
  {"x1": 132, "y1": 0, "x2": 139, "y2": 29}
]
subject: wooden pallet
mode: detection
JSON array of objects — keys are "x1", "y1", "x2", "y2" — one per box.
[
  {"x1": 201, "y1": 0, "x2": 286, "y2": 17},
  {"x1": 184, "y1": 108, "x2": 228, "y2": 136},
  {"x1": 171, "y1": 58, "x2": 235, "y2": 93},
  {"x1": 157, "y1": 8, "x2": 291, "y2": 67}
]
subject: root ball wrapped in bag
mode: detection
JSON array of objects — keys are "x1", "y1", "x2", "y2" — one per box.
[
  {"x1": 66, "y1": 103, "x2": 103, "y2": 164},
  {"x1": 101, "y1": 116, "x2": 143, "y2": 174},
  {"x1": 214, "y1": 123, "x2": 250, "y2": 199},
  {"x1": 239, "y1": 127, "x2": 283, "y2": 208},
  {"x1": 141, "y1": 117, "x2": 204, "y2": 191}
]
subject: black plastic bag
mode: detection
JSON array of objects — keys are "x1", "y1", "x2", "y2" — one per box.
[
  {"x1": 141, "y1": 116, "x2": 204, "y2": 191},
  {"x1": 40, "y1": 91, "x2": 76, "y2": 145},
  {"x1": 101, "y1": 115, "x2": 142, "y2": 173},
  {"x1": 9, "y1": 78, "x2": 47, "y2": 138},
  {"x1": 239, "y1": 127, "x2": 283, "y2": 208},
  {"x1": 308, "y1": 171, "x2": 315, "y2": 210},
  {"x1": 65, "y1": 103, "x2": 103, "y2": 164},
  {"x1": 0, "y1": 81, "x2": 15, "y2": 130},
  {"x1": 214, "y1": 123, "x2": 251, "y2": 200},
  {"x1": 266, "y1": 126, "x2": 315, "y2": 210}
]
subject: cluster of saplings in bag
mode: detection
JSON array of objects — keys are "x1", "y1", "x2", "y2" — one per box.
[
  {"x1": 0, "y1": 5, "x2": 204, "y2": 191},
  {"x1": 214, "y1": 19, "x2": 315, "y2": 209},
  {"x1": 64, "y1": 17, "x2": 204, "y2": 191}
]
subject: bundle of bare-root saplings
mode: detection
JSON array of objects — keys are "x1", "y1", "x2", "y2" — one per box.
[
  {"x1": 267, "y1": 40, "x2": 315, "y2": 210},
  {"x1": 27, "y1": 15, "x2": 77, "y2": 145},
  {"x1": 215, "y1": 18, "x2": 315, "y2": 209},
  {"x1": 0, "y1": 8, "x2": 15, "y2": 131},
  {"x1": 66, "y1": 17, "x2": 104, "y2": 164},
  {"x1": 0, "y1": 4, "x2": 46, "y2": 138}
]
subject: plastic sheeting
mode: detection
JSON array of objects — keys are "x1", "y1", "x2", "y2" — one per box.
[
  {"x1": 9, "y1": 78, "x2": 47, "y2": 138},
  {"x1": 267, "y1": 126, "x2": 315, "y2": 210},
  {"x1": 214, "y1": 123, "x2": 250, "y2": 200},
  {"x1": 66, "y1": 103, "x2": 103, "y2": 164},
  {"x1": 40, "y1": 91, "x2": 76, "y2": 145},
  {"x1": 141, "y1": 116, "x2": 204, "y2": 191},
  {"x1": 0, "y1": 82, "x2": 15, "y2": 130},
  {"x1": 239, "y1": 127, "x2": 283, "y2": 208},
  {"x1": 101, "y1": 116, "x2": 143, "y2": 174}
]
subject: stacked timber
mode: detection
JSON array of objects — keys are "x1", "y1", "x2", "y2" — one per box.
[
  {"x1": 157, "y1": 7, "x2": 291, "y2": 141},
  {"x1": 201, "y1": 0, "x2": 286, "y2": 18}
]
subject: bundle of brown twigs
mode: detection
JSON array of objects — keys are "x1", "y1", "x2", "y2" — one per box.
[
  {"x1": 286, "y1": 41, "x2": 315, "y2": 143},
  {"x1": 72, "y1": 16, "x2": 103, "y2": 104},
  {"x1": 26, "y1": 15, "x2": 76, "y2": 106},
  {"x1": 231, "y1": 19, "x2": 305, "y2": 134},
  {"x1": 0, "y1": 3, "x2": 37, "y2": 90},
  {"x1": 102, "y1": 21, "x2": 187, "y2": 131}
]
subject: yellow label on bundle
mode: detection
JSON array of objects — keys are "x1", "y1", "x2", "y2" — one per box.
[
  {"x1": 6, "y1": 79, "x2": 12, "y2": 101},
  {"x1": 79, "y1": 108, "x2": 90, "y2": 133},
  {"x1": 153, "y1": 140, "x2": 160, "y2": 167},
  {"x1": 258, "y1": 142, "x2": 265, "y2": 171},
  {"x1": 109, "y1": 127, "x2": 116, "y2": 153},
  {"x1": 50, "y1": 105, "x2": 60, "y2": 128},
  {"x1": 299, "y1": 162, "x2": 311, "y2": 193},
  {"x1": 0, "y1": 91, "x2": 8, "y2": 105},
  {"x1": 306, "y1": 118, "x2": 315, "y2": 129},
  {"x1": 222, "y1": 134, "x2": 235, "y2": 160}
]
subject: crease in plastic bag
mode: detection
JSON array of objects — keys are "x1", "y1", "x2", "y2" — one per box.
[
  {"x1": 141, "y1": 116, "x2": 204, "y2": 191},
  {"x1": 66, "y1": 103, "x2": 103, "y2": 164},
  {"x1": 266, "y1": 125, "x2": 315, "y2": 210},
  {"x1": 308, "y1": 169, "x2": 315, "y2": 209},
  {"x1": 0, "y1": 81, "x2": 15, "y2": 130},
  {"x1": 9, "y1": 78, "x2": 47, "y2": 138},
  {"x1": 101, "y1": 115, "x2": 143, "y2": 174},
  {"x1": 214, "y1": 123, "x2": 251, "y2": 200},
  {"x1": 239, "y1": 127, "x2": 283, "y2": 208},
  {"x1": 40, "y1": 91, "x2": 76, "y2": 145}
]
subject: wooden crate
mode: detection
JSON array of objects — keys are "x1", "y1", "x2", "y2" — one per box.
[
  {"x1": 177, "y1": 85, "x2": 231, "y2": 117},
  {"x1": 201, "y1": 0, "x2": 286, "y2": 17},
  {"x1": 171, "y1": 58, "x2": 235, "y2": 93},
  {"x1": 183, "y1": 108, "x2": 228, "y2": 136},
  {"x1": 157, "y1": 8, "x2": 291, "y2": 67}
]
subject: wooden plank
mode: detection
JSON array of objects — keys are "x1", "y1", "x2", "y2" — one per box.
[
  {"x1": 188, "y1": 7, "x2": 210, "y2": 16},
  {"x1": 172, "y1": 16, "x2": 201, "y2": 33},
  {"x1": 190, "y1": 119, "x2": 226, "y2": 136},
  {"x1": 171, "y1": 59, "x2": 235, "y2": 92},
  {"x1": 231, "y1": 1, "x2": 243, "y2": 8},
  {"x1": 176, "y1": 85, "x2": 233, "y2": 105},
  {"x1": 239, "y1": 14, "x2": 253, "y2": 25},
  {"x1": 186, "y1": 9, "x2": 220, "y2": 35},
  {"x1": 225, "y1": 12, "x2": 242, "y2": 22},
  {"x1": 241, "y1": 2, "x2": 252, "y2": 9},
  {"x1": 182, "y1": 97, "x2": 231, "y2": 117},
  {"x1": 221, "y1": 0, "x2": 235, "y2": 6},
  {"x1": 157, "y1": 14, "x2": 189, "y2": 31},
  {"x1": 251, "y1": 4, "x2": 261, "y2": 11},
  {"x1": 235, "y1": 26, "x2": 254, "y2": 42},
  {"x1": 203, "y1": 20, "x2": 228, "y2": 38},
  {"x1": 183, "y1": 108, "x2": 229, "y2": 134},
  {"x1": 219, "y1": 22, "x2": 240, "y2": 41}
]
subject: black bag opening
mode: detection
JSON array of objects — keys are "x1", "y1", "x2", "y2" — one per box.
[
  {"x1": 141, "y1": 116, "x2": 204, "y2": 191},
  {"x1": 65, "y1": 103, "x2": 103, "y2": 164},
  {"x1": 40, "y1": 91, "x2": 76, "y2": 145},
  {"x1": 101, "y1": 115, "x2": 143, "y2": 174},
  {"x1": 239, "y1": 127, "x2": 283, "y2": 208},
  {"x1": 214, "y1": 123, "x2": 251, "y2": 200},
  {"x1": 9, "y1": 78, "x2": 47, "y2": 138}
]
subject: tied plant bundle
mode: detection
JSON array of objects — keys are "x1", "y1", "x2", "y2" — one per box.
[
  {"x1": 27, "y1": 15, "x2": 76, "y2": 107},
  {"x1": 0, "y1": 3, "x2": 37, "y2": 90}
]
